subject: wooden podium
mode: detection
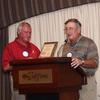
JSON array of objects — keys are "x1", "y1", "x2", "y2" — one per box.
[{"x1": 10, "y1": 57, "x2": 87, "y2": 100}]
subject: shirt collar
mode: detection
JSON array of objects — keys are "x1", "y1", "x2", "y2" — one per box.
[{"x1": 15, "y1": 38, "x2": 30, "y2": 48}]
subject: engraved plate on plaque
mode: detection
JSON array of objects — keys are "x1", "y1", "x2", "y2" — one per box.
[{"x1": 18, "y1": 69, "x2": 53, "y2": 84}]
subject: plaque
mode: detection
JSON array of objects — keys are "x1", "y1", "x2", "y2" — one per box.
[
  {"x1": 39, "y1": 42, "x2": 58, "y2": 57},
  {"x1": 18, "y1": 69, "x2": 53, "y2": 84}
]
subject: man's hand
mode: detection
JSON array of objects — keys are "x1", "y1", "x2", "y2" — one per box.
[{"x1": 71, "y1": 58, "x2": 83, "y2": 69}]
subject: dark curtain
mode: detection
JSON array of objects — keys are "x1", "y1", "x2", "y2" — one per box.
[
  {"x1": 0, "y1": 0, "x2": 100, "y2": 100},
  {"x1": 0, "y1": 28, "x2": 11, "y2": 100},
  {"x1": 0, "y1": 0, "x2": 100, "y2": 29}
]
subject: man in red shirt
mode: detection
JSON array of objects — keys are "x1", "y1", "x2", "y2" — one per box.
[
  {"x1": 2, "y1": 22, "x2": 40, "y2": 100},
  {"x1": 2, "y1": 22, "x2": 40, "y2": 71}
]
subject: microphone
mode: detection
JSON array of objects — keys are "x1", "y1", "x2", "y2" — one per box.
[{"x1": 64, "y1": 38, "x2": 68, "y2": 43}]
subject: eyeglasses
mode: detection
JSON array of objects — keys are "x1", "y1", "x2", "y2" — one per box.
[{"x1": 64, "y1": 27, "x2": 77, "y2": 31}]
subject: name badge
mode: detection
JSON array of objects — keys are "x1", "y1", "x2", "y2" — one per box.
[
  {"x1": 67, "y1": 52, "x2": 72, "y2": 57},
  {"x1": 22, "y1": 51, "x2": 29, "y2": 57}
]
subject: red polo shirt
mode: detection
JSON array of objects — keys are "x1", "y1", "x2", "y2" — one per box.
[{"x1": 2, "y1": 38, "x2": 40, "y2": 70}]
